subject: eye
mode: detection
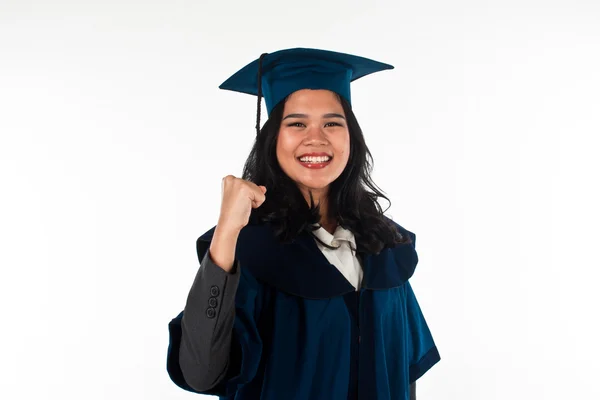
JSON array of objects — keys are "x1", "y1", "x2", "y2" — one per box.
[
  {"x1": 287, "y1": 122, "x2": 305, "y2": 128},
  {"x1": 324, "y1": 122, "x2": 342, "y2": 127}
]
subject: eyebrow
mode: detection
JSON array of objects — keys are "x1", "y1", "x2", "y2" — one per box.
[{"x1": 283, "y1": 113, "x2": 346, "y2": 120}]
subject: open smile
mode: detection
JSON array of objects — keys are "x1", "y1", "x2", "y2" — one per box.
[{"x1": 296, "y1": 155, "x2": 333, "y2": 169}]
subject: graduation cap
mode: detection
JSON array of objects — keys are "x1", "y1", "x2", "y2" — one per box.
[{"x1": 219, "y1": 47, "x2": 394, "y2": 135}]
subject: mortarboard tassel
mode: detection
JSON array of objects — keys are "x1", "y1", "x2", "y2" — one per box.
[{"x1": 255, "y1": 52, "x2": 269, "y2": 136}]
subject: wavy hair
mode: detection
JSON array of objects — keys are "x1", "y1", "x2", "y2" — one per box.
[{"x1": 242, "y1": 94, "x2": 411, "y2": 255}]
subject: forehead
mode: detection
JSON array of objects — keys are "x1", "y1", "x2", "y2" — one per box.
[{"x1": 283, "y1": 89, "x2": 343, "y2": 111}]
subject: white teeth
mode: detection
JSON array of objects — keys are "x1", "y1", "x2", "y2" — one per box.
[{"x1": 299, "y1": 156, "x2": 331, "y2": 163}]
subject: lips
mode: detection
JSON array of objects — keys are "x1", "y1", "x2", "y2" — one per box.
[{"x1": 297, "y1": 156, "x2": 332, "y2": 169}]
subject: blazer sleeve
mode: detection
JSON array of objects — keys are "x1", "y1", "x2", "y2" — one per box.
[
  {"x1": 166, "y1": 237, "x2": 265, "y2": 397},
  {"x1": 405, "y1": 281, "x2": 441, "y2": 384}
]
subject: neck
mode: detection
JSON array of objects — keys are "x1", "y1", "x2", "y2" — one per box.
[{"x1": 301, "y1": 188, "x2": 337, "y2": 234}]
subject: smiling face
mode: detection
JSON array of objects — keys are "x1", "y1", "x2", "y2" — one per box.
[{"x1": 276, "y1": 89, "x2": 351, "y2": 204}]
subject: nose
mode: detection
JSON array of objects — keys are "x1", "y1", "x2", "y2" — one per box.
[{"x1": 303, "y1": 125, "x2": 328, "y2": 145}]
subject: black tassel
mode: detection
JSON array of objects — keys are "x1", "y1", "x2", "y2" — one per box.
[{"x1": 256, "y1": 52, "x2": 268, "y2": 136}]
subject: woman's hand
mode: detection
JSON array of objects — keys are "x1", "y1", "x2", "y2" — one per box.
[
  {"x1": 216, "y1": 175, "x2": 267, "y2": 234},
  {"x1": 208, "y1": 176, "x2": 266, "y2": 273}
]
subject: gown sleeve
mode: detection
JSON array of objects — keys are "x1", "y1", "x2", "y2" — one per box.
[
  {"x1": 405, "y1": 232, "x2": 441, "y2": 384},
  {"x1": 166, "y1": 238, "x2": 265, "y2": 397},
  {"x1": 405, "y1": 281, "x2": 441, "y2": 384}
]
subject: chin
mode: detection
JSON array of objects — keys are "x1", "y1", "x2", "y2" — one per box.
[{"x1": 298, "y1": 179, "x2": 333, "y2": 192}]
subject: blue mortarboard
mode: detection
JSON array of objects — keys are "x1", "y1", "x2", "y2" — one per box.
[{"x1": 219, "y1": 48, "x2": 394, "y2": 134}]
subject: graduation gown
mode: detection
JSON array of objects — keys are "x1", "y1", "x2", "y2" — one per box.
[{"x1": 166, "y1": 218, "x2": 440, "y2": 399}]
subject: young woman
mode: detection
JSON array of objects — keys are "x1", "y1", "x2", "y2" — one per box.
[{"x1": 166, "y1": 48, "x2": 441, "y2": 400}]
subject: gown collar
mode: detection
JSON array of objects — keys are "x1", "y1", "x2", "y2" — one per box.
[{"x1": 197, "y1": 218, "x2": 418, "y2": 299}]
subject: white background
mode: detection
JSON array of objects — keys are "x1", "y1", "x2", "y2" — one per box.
[{"x1": 1, "y1": 0, "x2": 599, "y2": 399}]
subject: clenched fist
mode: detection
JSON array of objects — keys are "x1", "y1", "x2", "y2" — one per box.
[{"x1": 217, "y1": 175, "x2": 267, "y2": 234}]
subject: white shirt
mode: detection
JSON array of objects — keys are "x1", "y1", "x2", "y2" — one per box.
[{"x1": 312, "y1": 224, "x2": 363, "y2": 291}]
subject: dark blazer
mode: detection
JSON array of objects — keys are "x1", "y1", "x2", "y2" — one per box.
[{"x1": 167, "y1": 218, "x2": 440, "y2": 399}]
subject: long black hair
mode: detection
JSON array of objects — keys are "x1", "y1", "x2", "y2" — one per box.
[{"x1": 242, "y1": 94, "x2": 411, "y2": 255}]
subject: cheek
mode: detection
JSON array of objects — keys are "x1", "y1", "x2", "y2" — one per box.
[
  {"x1": 338, "y1": 134, "x2": 351, "y2": 161},
  {"x1": 277, "y1": 130, "x2": 298, "y2": 155},
  {"x1": 276, "y1": 131, "x2": 294, "y2": 166}
]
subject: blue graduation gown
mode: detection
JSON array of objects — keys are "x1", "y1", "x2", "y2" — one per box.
[{"x1": 167, "y1": 218, "x2": 440, "y2": 399}]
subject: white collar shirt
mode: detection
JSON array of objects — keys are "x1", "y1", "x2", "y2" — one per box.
[{"x1": 312, "y1": 224, "x2": 363, "y2": 291}]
